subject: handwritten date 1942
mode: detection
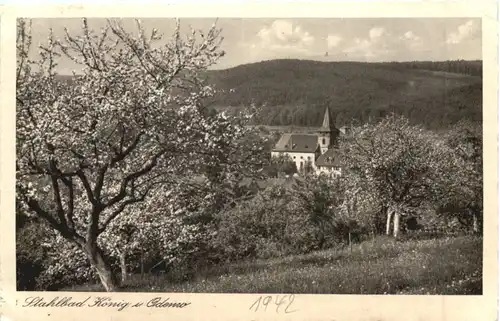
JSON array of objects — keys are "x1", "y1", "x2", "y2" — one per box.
[{"x1": 249, "y1": 295, "x2": 297, "y2": 314}]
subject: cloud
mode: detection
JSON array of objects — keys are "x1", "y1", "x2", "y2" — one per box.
[
  {"x1": 237, "y1": 20, "x2": 318, "y2": 62},
  {"x1": 402, "y1": 31, "x2": 419, "y2": 41},
  {"x1": 341, "y1": 27, "x2": 428, "y2": 60},
  {"x1": 446, "y1": 20, "x2": 480, "y2": 44},
  {"x1": 254, "y1": 20, "x2": 315, "y2": 52},
  {"x1": 344, "y1": 38, "x2": 371, "y2": 53},
  {"x1": 400, "y1": 30, "x2": 423, "y2": 49},
  {"x1": 369, "y1": 27, "x2": 385, "y2": 41},
  {"x1": 327, "y1": 34, "x2": 342, "y2": 48},
  {"x1": 342, "y1": 27, "x2": 391, "y2": 59}
]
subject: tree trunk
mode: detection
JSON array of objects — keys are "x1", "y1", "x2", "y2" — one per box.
[
  {"x1": 386, "y1": 209, "x2": 393, "y2": 236},
  {"x1": 120, "y1": 251, "x2": 127, "y2": 284},
  {"x1": 393, "y1": 211, "x2": 401, "y2": 238},
  {"x1": 348, "y1": 232, "x2": 352, "y2": 253},
  {"x1": 472, "y1": 212, "x2": 480, "y2": 234},
  {"x1": 140, "y1": 248, "x2": 145, "y2": 279},
  {"x1": 83, "y1": 244, "x2": 119, "y2": 292},
  {"x1": 318, "y1": 235, "x2": 325, "y2": 249}
]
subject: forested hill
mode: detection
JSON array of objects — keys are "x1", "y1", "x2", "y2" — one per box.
[
  {"x1": 54, "y1": 59, "x2": 482, "y2": 130},
  {"x1": 205, "y1": 59, "x2": 482, "y2": 129}
]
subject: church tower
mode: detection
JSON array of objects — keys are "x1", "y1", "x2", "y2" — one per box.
[{"x1": 317, "y1": 107, "x2": 338, "y2": 154}]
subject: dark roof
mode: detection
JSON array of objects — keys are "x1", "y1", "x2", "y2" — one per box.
[
  {"x1": 273, "y1": 133, "x2": 292, "y2": 149},
  {"x1": 239, "y1": 177, "x2": 268, "y2": 189},
  {"x1": 272, "y1": 134, "x2": 318, "y2": 153},
  {"x1": 315, "y1": 148, "x2": 342, "y2": 167},
  {"x1": 339, "y1": 126, "x2": 352, "y2": 135}
]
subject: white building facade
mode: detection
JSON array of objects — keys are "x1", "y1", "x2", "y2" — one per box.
[{"x1": 271, "y1": 108, "x2": 343, "y2": 176}]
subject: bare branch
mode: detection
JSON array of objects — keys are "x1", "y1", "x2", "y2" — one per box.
[
  {"x1": 63, "y1": 176, "x2": 76, "y2": 233},
  {"x1": 50, "y1": 173, "x2": 68, "y2": 229},
  {"x1": 104, "y1": 148, "x2": 166, "y2": 208},
  {"x1": 76, "y1": 169, "x2": 99, "y2": 208},
  {"x1": 98, "y1": 190, "x2": 149, "y2": 235}
]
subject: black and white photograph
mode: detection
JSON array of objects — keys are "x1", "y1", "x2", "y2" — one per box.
[{"x1": 15, "y1": 16, "x2": 485, "y2": 296}]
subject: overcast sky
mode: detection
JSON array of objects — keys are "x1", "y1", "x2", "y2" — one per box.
[{"x1": 28, "y1": 18, "x2": 482, "y2": 73}]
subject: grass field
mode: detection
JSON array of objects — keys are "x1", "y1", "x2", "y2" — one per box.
[{"x1": 64, "y1": 235, "x2": 482, "y2": 294}]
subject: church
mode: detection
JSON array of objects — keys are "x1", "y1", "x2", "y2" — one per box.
[{"x1": 270, "y1": 107, "x2": 345, "y2": 176}]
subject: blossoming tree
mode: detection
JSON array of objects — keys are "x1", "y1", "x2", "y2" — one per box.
[
  {"x1": 440, "y1": 120, "x2": 483, "y2": 233},
  {"x1": 16, "y1": 18, "x2": 265, "y2": 291},
  {"x1": 337, "y1": 115, "x2": 459, "y2": 238}
]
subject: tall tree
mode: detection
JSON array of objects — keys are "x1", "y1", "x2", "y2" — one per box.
[
  {"x1": 16, "y1": 18, "x2": 264, "y2": 291},
  {"x1": 338, "y1": 115, "x2": 457, "y2": 238},
  {"x1": 440, "y1": 120, "x2": 483, "y2": 233}
]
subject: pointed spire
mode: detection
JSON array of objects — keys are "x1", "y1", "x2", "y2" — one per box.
[{"x1": 318, "y1": 107, "x2": 333, "y2": 132}]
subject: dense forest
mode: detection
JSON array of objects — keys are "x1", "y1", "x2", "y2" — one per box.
[
  {"x1": 204, "y1": 59, "x2": 482, "y2": 129},
  {"x1": 56, "y1": 59, "x2": 482, "y2": 130},
  {"x1": 380, "y1": 60, "x2": 482, "y2": 77}
]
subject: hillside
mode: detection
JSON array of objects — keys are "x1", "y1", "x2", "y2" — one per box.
[
  {"x1": 205, "y1": 59, "x2": 482, "y2": 129},
  {"x1": 53, "y1": 59, "x2": 482, "y2": 130}
]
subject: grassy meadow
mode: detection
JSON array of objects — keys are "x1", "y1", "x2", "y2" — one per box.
[{"x1": 64, "y1": 235, "x2": 482, "y2": 295}]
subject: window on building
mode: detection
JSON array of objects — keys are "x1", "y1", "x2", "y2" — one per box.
[
  {"x1": 322, "y1": 138, "x2": 326, "y2": 145},
  {"x1": 300, "y1": 156, "x2": 303, "y2": 159},
  {"x1": 293, "y1": 156, "x2": 296, "y2": 159}
]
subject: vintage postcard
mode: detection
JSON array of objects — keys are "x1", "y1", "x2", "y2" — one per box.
[{"x1": 0, "y1": 1, "x2": 498, "y2": 321}]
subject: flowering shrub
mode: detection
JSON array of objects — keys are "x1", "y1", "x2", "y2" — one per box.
[{"x1": 215, "y1": 175, "x2": 344, "y2": 260}]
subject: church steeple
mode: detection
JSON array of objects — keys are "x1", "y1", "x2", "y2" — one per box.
[
  {"x1": 317, "y1": 107, "x2": 338, "y2": 154},
  {"x1": 319, "y1": 107, "x2": 333, "y2": 132}
]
